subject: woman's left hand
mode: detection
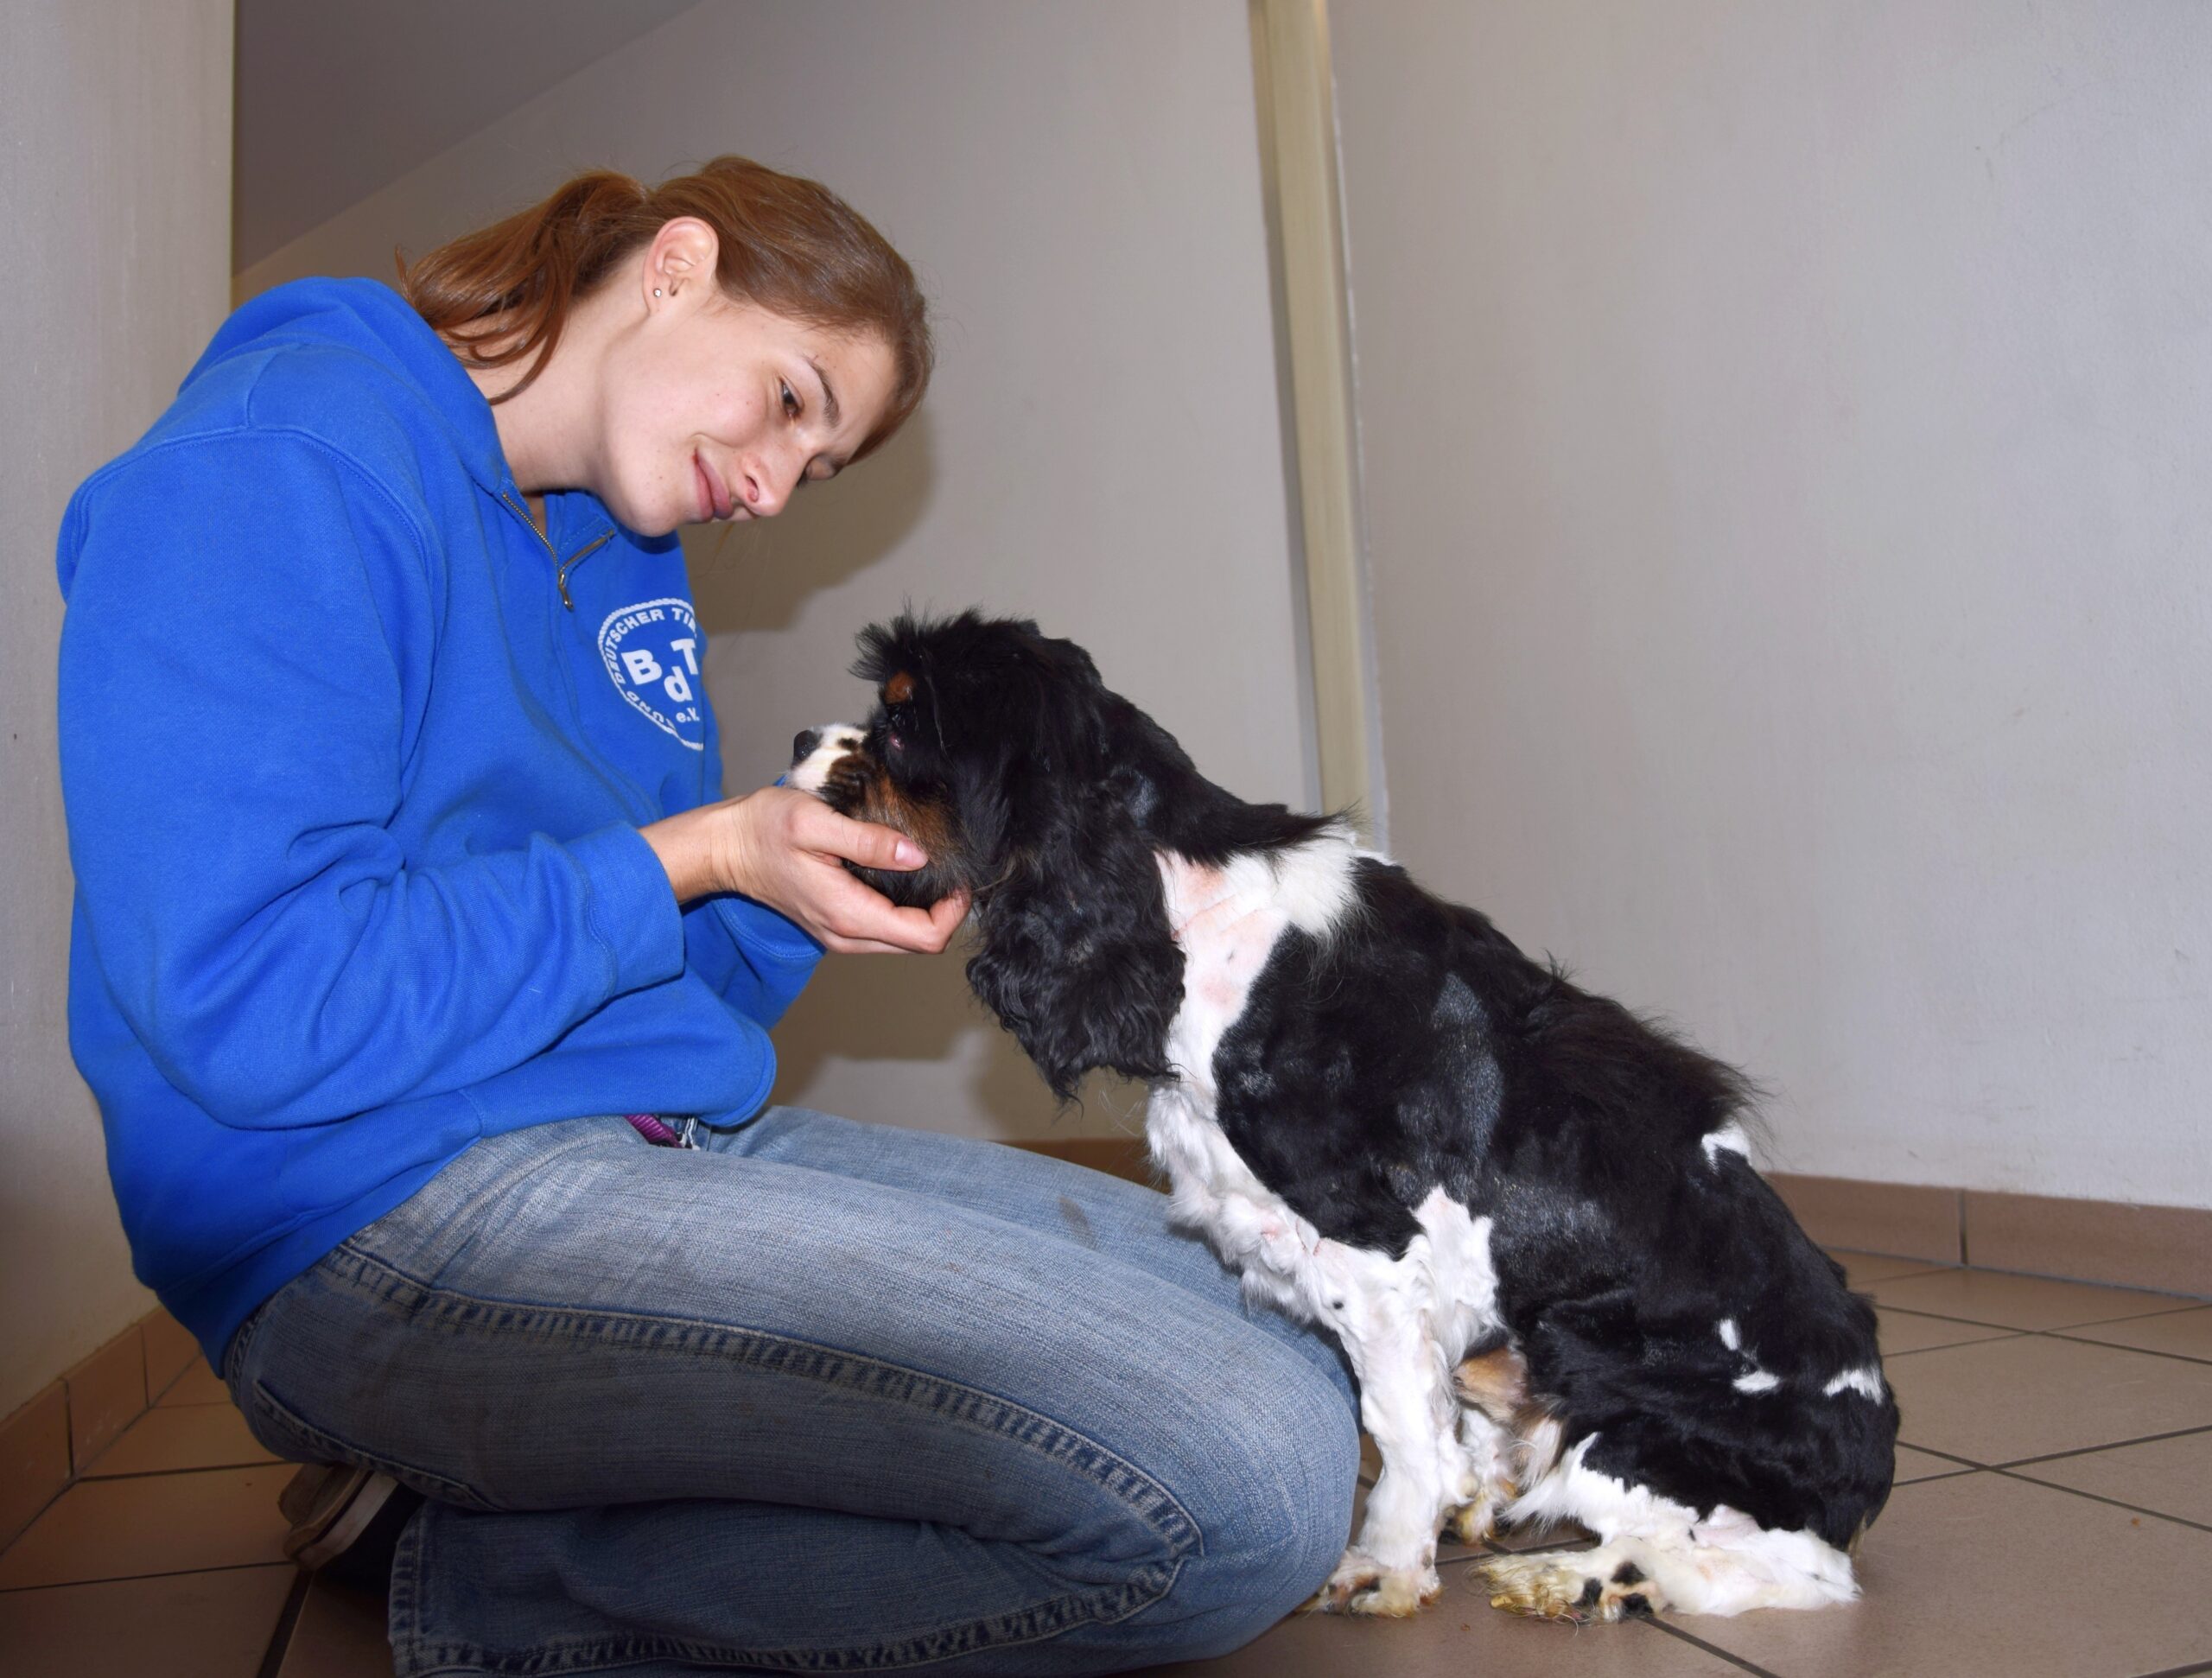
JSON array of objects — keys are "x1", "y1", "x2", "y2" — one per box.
[{"x1": 641, "y1": 786, "x2": 970, "y2": 954}]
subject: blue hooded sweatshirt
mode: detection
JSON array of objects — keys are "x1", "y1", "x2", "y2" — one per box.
[{"x1": 56, "y1": 278, "x2": 823, "y2": 1363}]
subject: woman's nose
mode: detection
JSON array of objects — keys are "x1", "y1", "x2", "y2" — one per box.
[{"x1": 743, "y1": 446, "x2": 806, "y2": 518}]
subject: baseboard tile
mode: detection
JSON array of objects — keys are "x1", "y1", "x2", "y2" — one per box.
[
  {"x1": 141, "y1": 1307, "x2": 201, "y2": 1400},
  {"x1": 1964, "y1": 1190, "x2": 2212, "y2": 1300},
  {"x1": 0, "y1": 1380, "x2": 72, "y2": 1551},
  {"x1": 1768, "y1": 1173, "x2": 1965, "y2": 1266},
  {"x1": 63, "y1": 1323, "x2": 148, "y2": 1472},
  {"x1": 1, "y1": 1304, "x2": 209, "y2": 1554}
]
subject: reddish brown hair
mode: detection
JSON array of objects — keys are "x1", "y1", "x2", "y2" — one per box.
[{"x1": 399, "y1": 156, "x2": 931, "y2": 458}]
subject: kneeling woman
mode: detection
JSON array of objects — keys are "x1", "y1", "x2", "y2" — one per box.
[{"x1": 57, "y1": 156, "x2": 1357, "y2": 1675}]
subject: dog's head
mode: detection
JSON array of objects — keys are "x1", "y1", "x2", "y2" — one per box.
[{"x1": 787, "y1": 611, "x2": 1191, "y2": 1098}]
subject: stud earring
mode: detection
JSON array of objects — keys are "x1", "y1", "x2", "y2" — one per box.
[{"x1": 653, "y1": 288, "x2": 664, "y2": 297}]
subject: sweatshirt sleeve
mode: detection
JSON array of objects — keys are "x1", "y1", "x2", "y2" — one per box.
[
  {"x1": 57, "y1": 429, "x2": 686, "y2": 1130},
  {"x1": 683, "y1": 894, "x2": 823, "y2": 1027}
]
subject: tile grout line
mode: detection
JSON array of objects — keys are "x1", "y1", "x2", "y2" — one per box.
[
  {"x1": 2128, "y1": 1662, "x2": 2212, "y2": 1678},
  {"x1": 79, "y1": 1459, "x2": 287, "y2": 1484},
  {"x1": 2041, "y1": 1331, "x2": 2212, "y2": 1369},
  {"x1": 253, "y1": 1568, "x2": 314, "y2": 1678},
  {"x1": 1882, "y1": 1331, "x2": 2033, "y2": 1359},
  {"x1": 0, "y1": 1558, "x2": 297, "y2": 1596},
  {"x1": 1897, "y1": 1442, "x2": 1989, "y2": 1471},
  {"x1": 1877, "y1": 1301, "x2": 2203, "y2": 1333},
  {"x1": 1998, "y1": 1422, "x2": 2212, "y2": 1470},
  {"x1": 2059, "y1": 1300, "x2": 2212, "y2": 1324},
  {"x1": 1, "y1": 1334, "x2": 219, "y2": 1563},
  {"x1": 1986, "y1": 1467, "x2": 2212, "y2": 1537},
  {"x1": 1878, "y1": 1316, "x2": 2212, "y2": 1364},
  {"x1": 1648, "y1": 1616, "x2": 1788, "y2": 1676}
]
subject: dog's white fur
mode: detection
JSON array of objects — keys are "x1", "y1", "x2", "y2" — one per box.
[{"x1": 1148, "y1": 831, "x2": 1859, "y2": 1619}]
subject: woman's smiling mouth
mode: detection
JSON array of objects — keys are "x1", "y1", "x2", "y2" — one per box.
[{"x1": 694, "y1": 451, "x2": 735, "y2": 521}]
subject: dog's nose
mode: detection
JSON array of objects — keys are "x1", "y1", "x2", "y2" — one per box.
[{"x1": 791, "y1": 728, "x2": 821, "y2": 766}]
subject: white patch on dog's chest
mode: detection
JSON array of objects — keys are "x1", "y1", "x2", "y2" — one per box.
[{"x1": 1144, "y1": 833, "x2": 1498, "y2": 1353}]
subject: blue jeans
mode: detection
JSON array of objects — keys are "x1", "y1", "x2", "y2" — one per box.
[{"x1": 224, "y1": 1110, "x2": 1359, "y2": 1675}]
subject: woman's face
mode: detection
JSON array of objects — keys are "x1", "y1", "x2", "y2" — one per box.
[{"x1": 596, "y1": 285, "x2": 898, "y2": 537}]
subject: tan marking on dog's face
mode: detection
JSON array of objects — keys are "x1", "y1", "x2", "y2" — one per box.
[
  {"x1": 824, "y1": 749, "x2": 956, "y2": 857},
  {"x1": 882, "y1": 671, "x2": 915, "y2": 704}
]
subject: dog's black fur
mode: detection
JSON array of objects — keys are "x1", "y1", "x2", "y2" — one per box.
[{"x1": 818, "y1": 610, "x2": 1897, "y2": 1563}]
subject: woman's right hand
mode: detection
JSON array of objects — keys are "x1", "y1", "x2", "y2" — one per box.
[{"x1": 641, "y1": 785, "x2": 969, "y2": 955}]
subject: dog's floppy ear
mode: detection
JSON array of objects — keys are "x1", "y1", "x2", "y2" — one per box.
[{"x1": 965, "y1": 771, "x2": 1184, "y2": 1102}]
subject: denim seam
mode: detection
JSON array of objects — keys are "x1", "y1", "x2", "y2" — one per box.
[
  {"x1": 395, "y1": 1562, "x2": 1186, "y2": 1676},
  {"x1": 248, "y1": 1376, "x2": 499, "y2": 1511},
  {"x1": 321, "y1": 1243, "x2": 1206, "y2": 1674}
]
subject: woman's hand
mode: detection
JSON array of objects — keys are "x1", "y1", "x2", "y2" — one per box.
[{"x1": 641, "y1": 786, "x2": 969, "y2": 954}]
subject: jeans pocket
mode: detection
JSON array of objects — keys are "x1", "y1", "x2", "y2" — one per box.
[{"x1": 245, "y1": 1375, "x2": 502, "y2": 1512}]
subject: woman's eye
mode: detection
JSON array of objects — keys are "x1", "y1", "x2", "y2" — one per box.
[{"x1": 780, "y1": 381, "x2": 801, "y2": 420}]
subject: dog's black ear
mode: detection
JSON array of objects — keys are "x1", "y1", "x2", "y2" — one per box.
[{"x1": 965, "y1": 774, "x2": 1184, "y2": 1102}]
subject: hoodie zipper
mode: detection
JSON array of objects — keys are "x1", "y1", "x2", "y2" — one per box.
[{"x1": 502, "y1": 492, "x2": 613, "y2": 610}]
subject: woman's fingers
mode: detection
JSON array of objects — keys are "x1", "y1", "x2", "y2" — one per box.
[
  {"x1": 797, "y1": 801, "x2": 929, "y2": 874},
  {"x1": 809, "y1": 870, "x2": 969, "y2": 955},
  {"x1": 658, "y1": 785, "x2": 966, "y2": 954}
]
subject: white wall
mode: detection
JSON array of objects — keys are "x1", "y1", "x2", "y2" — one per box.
[
  {"x1": 1331, "y1": 0, "x2": 2212, "y2": 1207},
  {"x1": 1, "y1": 1, "x2": 234, "y2": 1417},
  {"x1": 237, "y1": 0, "x2": 1311, "y2": 1143}
]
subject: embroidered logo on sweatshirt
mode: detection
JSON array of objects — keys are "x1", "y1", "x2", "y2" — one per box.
[{"x1": 598, "y1": 598, "x2": 706, "y2": 751}]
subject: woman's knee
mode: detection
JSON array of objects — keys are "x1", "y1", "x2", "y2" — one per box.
[{"x1": 1154, "y1": 1356, "x2": 1360, "y2": 1654}]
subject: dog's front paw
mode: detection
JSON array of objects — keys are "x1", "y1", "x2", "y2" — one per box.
[
  {"x1": 1474, "y1": 1551, "x2": 1659, "y2": 1625},
  {"x1": 1304, "y1": 1549, "x2": 1441, "y2": 1617}
]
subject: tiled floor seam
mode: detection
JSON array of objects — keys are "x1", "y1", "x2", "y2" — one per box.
[
  {"x1": 2041, "y1": 1330, "x2": 2212, "y2": 1366},
  {"x1": 76, "y1": 1459, "x2": 283, "y2": 1484},
  {"x1": 1876, "y1": 1303, "x2": 2195, "y2": 1336},
  {"x1": 1987, "y1": 1466, "x2": 2212, "y2": 1536},
  {"x1": 1998, "y1": 1421, "x2": 2212, "y2": 1470},
  {"x1": 252, "y1": 1570, "x2": 313, "y2": 1678},
  {"x1": 2129, "y1": 1660, "x2": 2212, "y2": 1678},
  {"x1": 1881, "y1": 1327, "x2": 2031, "y2": 1356},
  {"x1": 1647, "y1": 1617, "x2": 1787, "y2": 1676},
  {"x1": 1847, "y1": 1264, "x2": 1958, "y2": 1283},
  {"x1": 0, "y1": 1554, "x2": 296, "y2": 1595},
  {"x1": 1921, "y1": 1260, "x2": 2211, "y2": 1306},
  {"x1": 0, "y1": 1356, "x2": 237, "y2": 1561},
  {"x1": 1895, "y1": 1443, "x2": 1987, "y2": 1471}
]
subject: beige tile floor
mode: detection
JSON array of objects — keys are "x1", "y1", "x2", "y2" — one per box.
[{"x1": 3, "y1": 1254, "x2": 2209, "y2": 1677}]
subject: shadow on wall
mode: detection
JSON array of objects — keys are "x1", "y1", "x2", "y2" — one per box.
[
  {"x1": 770, "y1": 944, "x2": 1150, "y2": 1141},
  {"x1": 683, "y1": 412, "x2": 937, "y2": 637},
  {"x1": 670, "y1": 410, "x2": 1116, "y2": 1140}
]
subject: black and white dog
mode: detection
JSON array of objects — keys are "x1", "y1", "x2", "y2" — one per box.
[{"x1": 789, "y1": 612, "x2": 1897, "y2": 1624}]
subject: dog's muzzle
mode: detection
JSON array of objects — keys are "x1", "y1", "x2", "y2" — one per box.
[{"x1": 785, "y1": 724, "x2": 864, "y2": 795}]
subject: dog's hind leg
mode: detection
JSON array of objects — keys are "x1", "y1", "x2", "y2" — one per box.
[{"x1": 1442, "y1": 1344, "x2": 1529, "y2": 1545}]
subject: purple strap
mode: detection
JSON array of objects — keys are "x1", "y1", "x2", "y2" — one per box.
[{"x1": 625, "y1": 1112, "x2": 684, "y2": 1147}]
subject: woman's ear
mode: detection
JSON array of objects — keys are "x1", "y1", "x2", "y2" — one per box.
[
  {"x1": 643, "y1": 216, "x2": 719, "y2": 308},
  {"x1": 964, "y1": 788, "x2": 1183, "y2": 1102}
]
